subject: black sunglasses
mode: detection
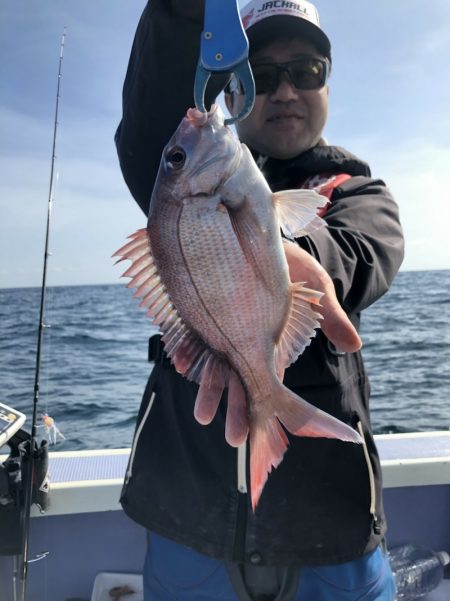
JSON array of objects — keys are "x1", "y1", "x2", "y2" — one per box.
[{"x1": 247, "y1": 56, "x2": 330, "y2": 95}]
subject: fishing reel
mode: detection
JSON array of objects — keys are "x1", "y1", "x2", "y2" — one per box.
[
  {"x1": 0, "y1": 403, "x2": 26, "y2": 449},
  {"x1": 0, "y1": 402, "x2": 49, "y2": 556}
]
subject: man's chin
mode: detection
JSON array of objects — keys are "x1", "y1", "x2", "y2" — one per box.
[
  {"x1": 264, "y1": 144, "x2": 312, "y2": 160},
  {"x1": 258, "y1": 132, "x2": 323, "y2": 160},
  {"x1": 242, "y1": 133, "x2": 318, "y2": 160}
]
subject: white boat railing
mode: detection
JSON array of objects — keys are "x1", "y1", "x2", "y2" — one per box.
[{"x1": 2, "y1": 431, "x2": 450, "y2": 518}]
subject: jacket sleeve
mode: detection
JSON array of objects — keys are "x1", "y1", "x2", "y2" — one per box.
[
  {"x1": 298, "y1": 176, "x2": 404, "y2": 315},
  {"x1": 115, "y1": 0, "x2": 225, "y2": 215}
]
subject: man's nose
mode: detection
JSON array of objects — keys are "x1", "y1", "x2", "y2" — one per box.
[{"x1": 269, "y1": 73, "x2": 300, "y2": 102}]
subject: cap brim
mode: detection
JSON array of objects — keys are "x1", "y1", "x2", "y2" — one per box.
[{"x1": 246, "y1": 16, "x2": 331, "y2": 60}]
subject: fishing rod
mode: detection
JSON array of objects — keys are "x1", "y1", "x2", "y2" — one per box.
[{"x1": 15, "y1": 27, "x2": 67, "y2": 601}]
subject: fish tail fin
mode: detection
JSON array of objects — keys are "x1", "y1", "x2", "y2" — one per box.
[
  {"x1": 249, "y1": 385, "x2": 361, "y2": 510},
  {"x1": 249, "y1": 414, "x2": 289, "y2": 512},
  {"x1": 276, "y1": 385, "x2": 362, "y2": 443}
]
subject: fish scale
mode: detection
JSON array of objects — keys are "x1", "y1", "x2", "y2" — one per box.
[{"x1": 178, "y1": 202, "x2": 277, "y2": 356}]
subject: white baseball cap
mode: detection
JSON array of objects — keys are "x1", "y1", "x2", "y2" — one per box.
[{"x1": 240, "y1": 0, "x2": 331, "y2": 60}]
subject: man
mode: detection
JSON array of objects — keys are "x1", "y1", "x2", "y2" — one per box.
[{"x1": 115, "y1": 1, "x2": 404, "y2": 599}]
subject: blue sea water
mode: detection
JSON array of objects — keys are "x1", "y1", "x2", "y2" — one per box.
[{"x1": 0, "y1": 270, "x2": 449, "y2": 451}]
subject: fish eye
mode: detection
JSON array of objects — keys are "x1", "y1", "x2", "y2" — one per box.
[{"x1": 165, "y1": 146, "x2": 186, "y2": 170}]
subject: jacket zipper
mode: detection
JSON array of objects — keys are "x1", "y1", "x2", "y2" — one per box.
[
  {"x1": 125, "y1": 391, "x2": 156, "y2": 484},
  {"x1": 237, "y1": 441, "x2": 248, "y2": 493},
  {"x1": 357, "y1": 420, "x2": 380, "y2": 532},
  {"x1": 232, "y1": 441, "x2": 248, "y2": 562}
]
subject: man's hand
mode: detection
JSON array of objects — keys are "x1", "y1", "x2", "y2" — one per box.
[{"x1": 283, "y1": 241, "x2": 362, "y2": 353}]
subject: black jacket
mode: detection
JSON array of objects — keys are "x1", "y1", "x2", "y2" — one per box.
[{"x1": 115, "y1": 0, "x2": 404, "y2": 566}]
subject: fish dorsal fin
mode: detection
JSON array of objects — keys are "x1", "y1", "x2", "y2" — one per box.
[
  {"x1": 113, "y1": 229, "x2": 214, "y2": 383},
  {"x1": 273, "y1": 189, "x2": 328, "y2": 239},
  {"x1": 275, "y1": 278, "x2": 323, "y2": 375}
]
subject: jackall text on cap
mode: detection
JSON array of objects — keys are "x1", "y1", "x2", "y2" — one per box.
[{"x1": 240, "y1": 0, "x2": 331, "y2": 60}]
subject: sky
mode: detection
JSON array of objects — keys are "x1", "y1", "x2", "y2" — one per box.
[{"x1": 1, "y1": 1, "x2": 450, "y2": 289}]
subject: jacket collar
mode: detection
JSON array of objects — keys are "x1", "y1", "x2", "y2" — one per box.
[{"x1": 250, "y1": 145, "x2": 371, "y2": 191}]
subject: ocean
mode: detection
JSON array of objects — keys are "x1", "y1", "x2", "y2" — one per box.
[{"x1": 0, "y1": 270, "x2": 449, "y2": 451}]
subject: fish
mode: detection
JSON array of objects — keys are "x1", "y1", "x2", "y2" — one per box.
[{"x1": 113, "y1": 104, "x2": 361, "y2": 510}]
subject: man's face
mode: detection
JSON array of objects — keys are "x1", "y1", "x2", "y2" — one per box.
[{"x1": 226, "y1": 37, "x2": 329, "y2": 159}]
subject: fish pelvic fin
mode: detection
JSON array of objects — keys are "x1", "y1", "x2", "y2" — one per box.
[
  {"x1": 273, "y1": 189, "x2": 328, "y2": 240},
  {"x1": 250, "y1": 386, "x2": 362, "y2": 510},
  {"x1": 275, "y1": 281, "x2": 323, "y2": 375}
]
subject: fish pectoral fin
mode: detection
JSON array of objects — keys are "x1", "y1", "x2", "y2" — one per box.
[
  {"x1": 227, "y1": 204, "x2": 271, "y2": 288},
  {"x1": 273, "y1": 189, "x2": 328, "y2": 240},
  {"x1": 275, "y1": 281, "x2": 323, "y2": 373}
]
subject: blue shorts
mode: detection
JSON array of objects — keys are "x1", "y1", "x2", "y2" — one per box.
[{"x1": 143, "y1": 531, "x2": 396, "y2": 600}]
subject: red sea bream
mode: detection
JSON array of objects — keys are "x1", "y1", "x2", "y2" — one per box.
[{"x1": 114, "y1": 105, "x2": 361, "y2": 509}]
